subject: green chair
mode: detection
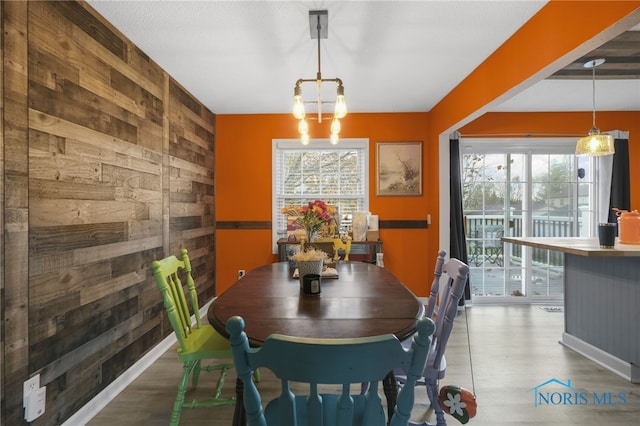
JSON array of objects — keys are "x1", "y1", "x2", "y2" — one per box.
[{"x1": 151, "y1": 248, "x2": 235, "y2": 425}]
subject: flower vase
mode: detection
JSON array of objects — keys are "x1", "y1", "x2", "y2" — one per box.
[
  {"x1": 296, "y1": 259, "x2": 323, "y2": 288},
  {"x1": 305, "y1": 226, "x2": 317, "y2": 242}
]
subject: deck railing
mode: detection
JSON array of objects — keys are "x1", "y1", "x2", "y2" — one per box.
[{"x1": 465, "y1": 214, "x2": 579, "y2": 266}]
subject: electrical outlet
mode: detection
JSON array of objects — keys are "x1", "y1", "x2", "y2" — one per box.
[
  {"x1": 24, "y1": 374, "x2": 46, "y2": 421},
  {"x1": 23, "y1": 375, "x2": 40, "y2": 408},
  {"x1": 25, "y1": 387, "x2": 46, "y2": 422},
  {"x1": 238, "y1": 269, "x2": 246, "y2": 279}
]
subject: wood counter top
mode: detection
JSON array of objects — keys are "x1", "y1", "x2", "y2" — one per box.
[{"x1": 501, "y1": 237, "x2": 640, "y2": 257}]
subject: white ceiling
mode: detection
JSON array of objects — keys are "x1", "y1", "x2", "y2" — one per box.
[{"x1": 86, "y1": 0, "x2": 640, "y2": 116}]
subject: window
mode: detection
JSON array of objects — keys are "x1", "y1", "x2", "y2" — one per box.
[
  {"x1": 460, "y1": 138, "x2": 601, "y2": 301},
  {"x1": 272, "y1": 138, "x2": 369, "y2": 252}
]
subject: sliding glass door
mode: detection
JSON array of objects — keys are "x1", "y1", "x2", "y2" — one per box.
[{"x1": 461, "y1": 139, "x2": 597, "y2": 303}]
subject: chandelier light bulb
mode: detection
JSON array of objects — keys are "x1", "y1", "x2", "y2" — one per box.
[
  {"x1": 330, "y1": 117, "x2": 341, "y2": 134},
  {"x1": 334, "y1": 94, "x2": 347, "y2": 119},
  {"x1": 330, "y1": 133, "x2": 339, "y2": 145},
  {"x1": 333, "y1": 85, "x2": 347, "y2": 118},
  {"x1": 301, "y1": 133, "x2": 311, "y2": 145},
  {"x1": 298, "y1": 118, "x2": 309, "y2": 135},
  {"x1": 293, "y1": 94, "x2": 305, "y2": 119}
]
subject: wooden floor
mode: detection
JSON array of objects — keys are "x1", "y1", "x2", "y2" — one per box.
[{"x1": 88, "y1": 305, "x2": 639, "y2": 425}]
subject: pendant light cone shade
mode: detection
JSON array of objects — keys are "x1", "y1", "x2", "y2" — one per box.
[
  {"x1": 575, "y1": 59, "x2": 614, "y2": 156},
  {"x1": 293, "y1": 10, "x2": 347, "y2": 144}
]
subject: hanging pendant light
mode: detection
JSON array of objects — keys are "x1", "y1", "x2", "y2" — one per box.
[
  {"x1": 292, "y1": 10, "x2": 347, "y2": 145},
  {"x1": 575, "y1": 58, "x2": 614, "y2": 156}
]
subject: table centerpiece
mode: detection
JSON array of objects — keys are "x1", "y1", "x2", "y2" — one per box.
[
  {"x1": 289, "y1": 247, "x2": 329, "y2": 288},
  {"x1": 281, "y1": 200, "x2": 337, "y2": 242}
]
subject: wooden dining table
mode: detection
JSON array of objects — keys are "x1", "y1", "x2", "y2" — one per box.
[{"x1": 207, "y1": 261, "x2": 424, "y2": 426}]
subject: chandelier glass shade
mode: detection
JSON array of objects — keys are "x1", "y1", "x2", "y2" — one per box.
[
  {"x1": 293, "y1": 10, "x2": 347, "y2": 145},
  {"x1": 575, "y1": 58, "x2": 614, "y2": 156}
]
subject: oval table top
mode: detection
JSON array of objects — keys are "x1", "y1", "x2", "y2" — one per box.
[{"x1": 208, "y1": 262, "x2": 423, "y2": 346}]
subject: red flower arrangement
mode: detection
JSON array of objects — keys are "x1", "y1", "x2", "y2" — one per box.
[{"x1": 281, "y1": 200, "x2": 337, "y2": 240}]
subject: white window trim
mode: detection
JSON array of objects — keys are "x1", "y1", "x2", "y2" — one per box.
[
  {"x1": 271, "y1": 138, "x2": 369, "y2": 253},
  {"x1": 460, "y1": 137, "x2": 578, "y2": 154}
]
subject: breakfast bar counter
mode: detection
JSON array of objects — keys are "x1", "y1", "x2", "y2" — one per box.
[{"x1": 502, "y1": 237, "x2": 640, "y2": 383}]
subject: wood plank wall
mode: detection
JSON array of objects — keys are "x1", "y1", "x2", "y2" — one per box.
[
  {"x1": 1, "y1": 2, "x2": 216, "y2": 424},
  {"x1": 0, "y1": 0, "x2": 4, "y2": 416}
]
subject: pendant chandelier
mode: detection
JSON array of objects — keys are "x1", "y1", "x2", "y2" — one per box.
[
  {"x1": 575, "y1": 58, "x2": 614, "y2": 156},
  {"x1": 292, "y1": 10, "x2": 347, "y2": 145}
]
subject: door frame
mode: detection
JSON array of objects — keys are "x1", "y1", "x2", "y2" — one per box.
[{"x1": 455, "y1": 137, "x2": 596, "y2": 304}]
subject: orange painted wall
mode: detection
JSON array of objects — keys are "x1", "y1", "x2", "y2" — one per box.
[
  {"x1": 216, "y1": 113, "x2": 437, "y2": 296},
  {"x1": 458, "y1": 111, "x2": 640, "y2": 208},
  {"x1": 429, "y1": 1, "x2": 640, "y2": 134},
  {"x1": 215, "y1": 1, "x2": 640, "y2": 297},
  {"x1": 216, "y1": 110, "x2": 638, "y2": 296}
]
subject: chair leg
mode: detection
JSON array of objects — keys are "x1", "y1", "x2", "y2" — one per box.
[
  {"x1": 193, "y1": 363, "x2": 236, "y2": 406},
  {"x1": 485, "y1": 247, "x2": 504, "y2": 266},
  {"x1": 192, "y1": 360, "x2": 202, "y2": 389},
  {"x1": 212, "y1": 364, "x2": 229, "y2": 399},
  {"x1": 469, "y1": 245, "x2": 482, "y2": 267},
  {"x1": 426, "y1": 379, "x2": 447, "y2": 426},
  {"x1": 171, "y1": 361, "x2": 196, "y2": 426},
  {"x1": 172, "y1": 361, "x2": 236, "y2": 425},
  {"x1": 383, "y1": 372, "x2": 398, "y2": 425},
  {"x1": 403, "y1": 380, "x2": 446, "y2": 426}
]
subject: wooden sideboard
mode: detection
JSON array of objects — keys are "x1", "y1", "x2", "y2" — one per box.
[{"x1": 277, "y1": 238, "x2": 383, "y2": 263}]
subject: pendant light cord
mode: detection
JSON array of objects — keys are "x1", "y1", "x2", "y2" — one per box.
[{"x1": 591, "y1": 64, "x2": 597, "y2": 129}]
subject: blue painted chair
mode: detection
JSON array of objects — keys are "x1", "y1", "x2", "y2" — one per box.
[
  {"x1": 226, "y1": 315, "x2": 436, "y2": 426},
  {"x1": 151, "y1": 249, "x2": 235, "y2": 425},
  {"x1": 396, "y1": 253, "x2": 470, "y2": 426}
]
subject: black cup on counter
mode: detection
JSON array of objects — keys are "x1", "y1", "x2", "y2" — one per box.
[
  {"x1": 302, "y1": 274, "x2": 321, "y2": 295},
  {"x1": 598, "y1": 223, "x2": 616, "y2": 248}
]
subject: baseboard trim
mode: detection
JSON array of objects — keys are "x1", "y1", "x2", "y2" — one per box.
[
  {"x1": 560, "y1": 332, "x2": 640, "y2": 384},
  {"x1": 62, "y1": 300, "x2": 214, "y2": 425}
]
